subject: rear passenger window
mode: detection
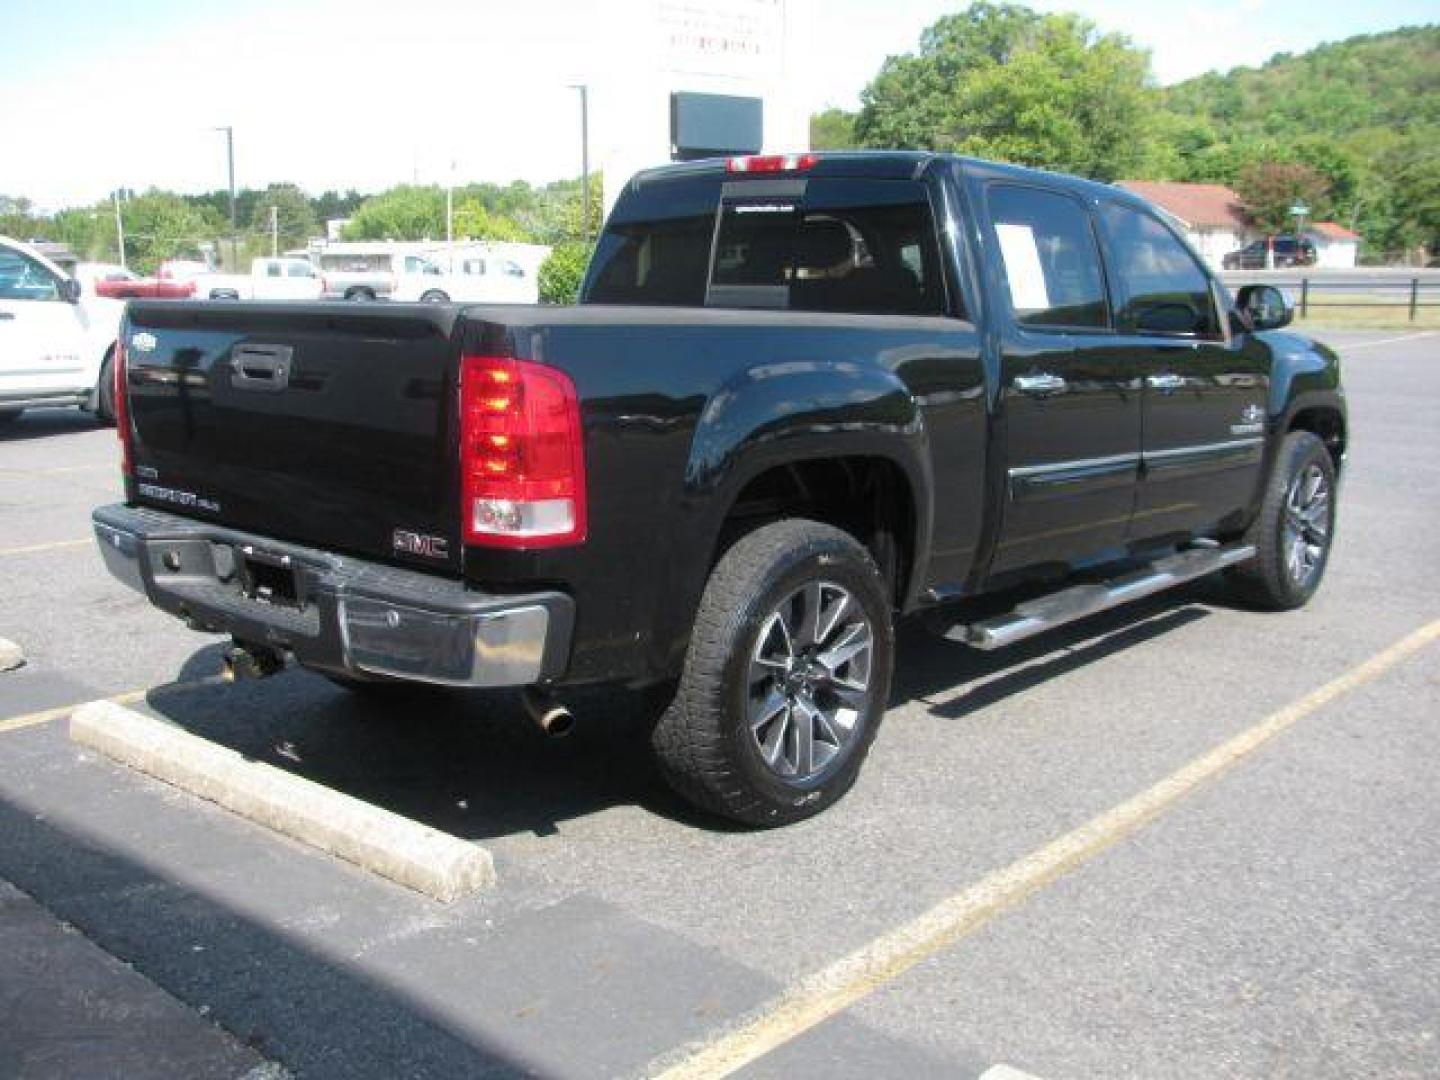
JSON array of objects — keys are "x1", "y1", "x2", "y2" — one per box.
[
  {"x1": 586, "y1": 175, "x2": 949, "y2": 316},
  {"x1": 708, "y1": 179, "x2": 948, "y2": 317},
  {"x1": 1099, "y1": 202, "x2": 1220, "y2": 337},
  {"x1": 987, "y1": 185, "x2": 1108, "y2": 330}
]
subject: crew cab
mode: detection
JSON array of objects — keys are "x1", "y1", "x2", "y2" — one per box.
[
  {"x1": 192, "y1": 257, "x2": 323, "y2": 302},
  {"x1": 92, "y1": 153, "x2": 1346, "y2": 825},
  {"x1": 1, "y1": 236, "x2": 124, "y2": 423}
]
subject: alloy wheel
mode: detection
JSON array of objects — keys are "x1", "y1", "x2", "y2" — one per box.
[
  {"x1": 747, "y1": 580, "x2": 874, "y2": 783},
  {"x1": 1283, "y1": 463, "x2": 1330, "y2": 588}
]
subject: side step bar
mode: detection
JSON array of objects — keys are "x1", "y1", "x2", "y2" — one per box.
[{"x1": 949, "y1": 542, "x2": 1256, "y2": 651}]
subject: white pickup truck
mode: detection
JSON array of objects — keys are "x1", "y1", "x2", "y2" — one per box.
[
  {"x1": 191, "y1": 257, "x2": 324, "y2": 301},
  {"x1": 0, "y1": 235, "x2": 124, "y2": 423}
]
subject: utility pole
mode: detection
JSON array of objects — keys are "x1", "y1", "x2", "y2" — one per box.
[
  {"x1": 570, "y1": 84, "x2": 590, "y2": 244},
  {"x1": 213, "y1": 126, "x2": 236, "y2": 267},
  {"x1": 446, "y1": 158, "x2": 455, "y2": 272},
  {"x1": 112, "y1": 190, "x2": 127, "y2": 270},
  {"x1": 270, "y1": 205, "x2": 279, "y2": 257}
]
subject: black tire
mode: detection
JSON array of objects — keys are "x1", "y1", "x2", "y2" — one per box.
[
  {"x1": 419, "y1": 290, "x2": 449, "y2": 303},
  {"x1": 94, "y1": 351, "x2": 116, "y2": 424},
  {"x1": 651, "y1": 519, "x2": 894, "y2": 826},
  {"x1": 345, "y1": 289, "x2": 375, "y2": 302},
  {"x1": 1228, "y1": 431, "x2": 1337, "y2": 610}
]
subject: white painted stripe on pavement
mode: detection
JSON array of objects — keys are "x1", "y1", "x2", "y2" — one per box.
[{"x1": 646, "y1": 617, "x2": 1440, "y2": 1080}]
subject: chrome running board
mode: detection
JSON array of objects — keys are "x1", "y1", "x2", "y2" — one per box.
[{"x1": 950, "y1": 543, "x2": 1257, "y2": 651}]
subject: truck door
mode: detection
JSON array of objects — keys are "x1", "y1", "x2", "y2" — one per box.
[
  {"x1": 981, "y1": 183, "x2": 1144, "y2": 579},
  {"x1": 0, "y1": 245, "x2": 89, "y2": 403},
  {"x1": 1093, "y1": 200, "x2": 1269, "y2": 544}
]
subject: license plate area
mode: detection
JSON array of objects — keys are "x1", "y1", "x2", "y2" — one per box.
[{"x1": 238, "y1": 547, "x2": 302, "y2": 609}]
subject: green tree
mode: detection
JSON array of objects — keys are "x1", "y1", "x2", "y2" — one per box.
[
  {"x1": 452, "y1": 199, "x2": 525, "y2": 242},
  {"x1": 853, "y1": 2, "x2": 1158, "y2": 181},
  {"x1": 0, "y1": 195, "x2": 42, "y2": 240},
  {"x1": 537, "y1": 241, "x2": 594, "y2": 304},
  {"x1": 117, "y1": 191, "x2": 226, "y2": 273},
  {"x1": 810, "y1": 108, "x2": 859, "y2": 150},
  {"x1": 1234, "y1": 161, "x2": 1332, "y2": 233},
  {"x1": 246, "y1": 183, "x2": 318, "y2": 252},
  {"x1": 342, "y1": 185, "x2": 446, "y2": 240}
]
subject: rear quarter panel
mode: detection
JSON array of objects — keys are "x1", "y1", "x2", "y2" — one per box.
[{"x1": 461, "y1": 306, "x2": 985, "y2": 684}]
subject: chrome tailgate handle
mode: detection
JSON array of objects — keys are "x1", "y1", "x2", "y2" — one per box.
[
  {"x1": 1013, "y1": 373, "x2": 1067, "y2": 396},
  {"x1": 230, "y1": 344, "x2": 293, "y2": 392}
]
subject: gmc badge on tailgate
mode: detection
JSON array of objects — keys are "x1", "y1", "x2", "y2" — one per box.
[{"x1": 393, "y1": 529, "x2": 449, "y2": 560}]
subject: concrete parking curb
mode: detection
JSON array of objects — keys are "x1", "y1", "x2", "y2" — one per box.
[
  {"x1": 70, "y1": 700, "x2": 495, "y2": 902},
  {"x1": 0, "y1": 637, "x2": 24, "y2": 672}
]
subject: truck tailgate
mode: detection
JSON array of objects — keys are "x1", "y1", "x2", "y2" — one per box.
[{"x1": 122, "y1": 302, "x2": 463, "y2": 575}]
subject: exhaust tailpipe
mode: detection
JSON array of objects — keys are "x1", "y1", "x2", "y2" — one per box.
[
  {"x1": 221, "y1": 640, "x2": 285, "y2": 682},
  {"x1": 521, "y1": 687, "x2": 575, "y2": 738}
]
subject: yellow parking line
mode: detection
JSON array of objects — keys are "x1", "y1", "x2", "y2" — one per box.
[
  {"x1": 0, "y1": 679, "x2": 220, "y2": 735},
  {"x1": 649, "y1": 617, "x2": 1440, "y2": 1080},
  {"x1": 0, "y1": 538, "x2": 90, "y2": 557}
]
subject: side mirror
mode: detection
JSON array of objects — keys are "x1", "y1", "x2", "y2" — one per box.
[
  {"x1": 60, "y1": 277, "x2": 82, "y2": 303},
  {"x1": 1235, "y1": 284, "x2": 1293, "y2": 332}
]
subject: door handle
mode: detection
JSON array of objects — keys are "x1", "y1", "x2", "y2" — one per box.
[
  {"x1": 1013, "y1": 373, "x2": 1067, "y2": 396},
  {"x1": 1146, "y1": 373, "x2": 1187, "y2": 392}
]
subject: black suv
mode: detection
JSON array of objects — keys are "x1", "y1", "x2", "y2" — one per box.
[{"x1": 1224, "y1": 235, "x2": 1318, "y2": 270}]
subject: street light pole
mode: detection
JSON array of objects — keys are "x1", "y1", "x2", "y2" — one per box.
[
  {"x1": 112, "y1": 190, "x2": 127, "y2": 270},
  {"x1": 570, "y1": 84, "x2": 590, "y2": 245},
  {"x1": 213, "y1": 125, "x2": 236, "y2": 266},
  {"x1": 270, "y1": 205, "x2": 279, "y2": 257}
]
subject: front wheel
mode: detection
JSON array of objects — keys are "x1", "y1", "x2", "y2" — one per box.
[
  {"x1": 1228, "y1": 431, "x2": 1337, "y2": 610},
  {"x1": 419, "y1": 290, "x2": 449, "y2": 303},
  {"x1": 651, "y1": 519, "x2": 894, "y2": 826}
]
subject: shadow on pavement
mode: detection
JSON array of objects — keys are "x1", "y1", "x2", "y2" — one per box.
[
  {"x1": 0, "y1": 409, "x2": 108, "y2": 442},
  {"x1": 146, "y1": 585, "x2": 1218, "y2": 841},
  {"x1": 0, "y1": 796, "x2": 537, "y2": 1079}
]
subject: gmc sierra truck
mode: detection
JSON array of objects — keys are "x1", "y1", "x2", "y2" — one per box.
[{"x1": 93, "y1": 152, "x2": 1346, "y2": 825}]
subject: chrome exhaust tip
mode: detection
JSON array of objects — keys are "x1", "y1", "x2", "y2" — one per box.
[{"x1": 521, "y1": 687, "x2": 575, "y2": 738}]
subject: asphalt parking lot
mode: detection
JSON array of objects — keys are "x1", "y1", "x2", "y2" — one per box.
[{"x1": 1, "y1": 328, "x2": 1437, "y2": 1079}]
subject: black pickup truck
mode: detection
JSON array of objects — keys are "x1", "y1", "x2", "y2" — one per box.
[{"x1": 95, "y1": 152, "x2": 1345, "y2": 825}]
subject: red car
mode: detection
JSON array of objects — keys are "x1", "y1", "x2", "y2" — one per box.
[{"x1": 83, "y1": 264, "x2": 196, "y2": 299}]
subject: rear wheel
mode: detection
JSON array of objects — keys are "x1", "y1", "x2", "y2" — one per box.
[
  {"x1": 651, "y1": 519, "x2": 894, "y2": 826},
  {"x1": 1228, "y1": 431, "x2": 1336, "y2": 610},
  {"x1": 419, "y1": 290, "x2": 449, "y2": 303},
  {"x1": 345, "y1": 289, "x2": 375, "y2": 302},
  {"x1": 94, "y1": 351, "x2": 116, "y2": 424}
]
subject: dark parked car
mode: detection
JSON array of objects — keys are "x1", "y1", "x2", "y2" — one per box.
[
  {"x1": 94, "y1": 152, "x2": 1346, "y2": 825},
  {"x1": 1223, "y1": 235, "x2": 1318, "y2": 269}
]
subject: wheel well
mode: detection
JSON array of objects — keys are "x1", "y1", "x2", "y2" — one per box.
[
  {"x1": 1289, "y1": 407, "x2": 1346, "y2": 472},
  {"x1": 716, "y1": 457, "x2": 917, "y2": 607}
]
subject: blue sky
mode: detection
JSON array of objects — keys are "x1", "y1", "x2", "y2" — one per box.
[{"x1": 2, "y1": 0, "x2": 1435, "y2": 208}]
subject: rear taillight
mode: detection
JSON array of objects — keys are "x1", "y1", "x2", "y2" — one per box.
[
  {"x1": 460, "y1": 355, "x2": 586, "y2": 548},
  {"x1": 113, "y1": 339, "x2": 133, "y2": 477}
]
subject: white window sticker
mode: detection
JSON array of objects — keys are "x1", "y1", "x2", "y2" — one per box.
[{"x1": 996, "y1": 222, "x2": 1051, "y2": 312}]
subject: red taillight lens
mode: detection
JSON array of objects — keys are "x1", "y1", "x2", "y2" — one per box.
[
  {"x1": 726, "y1": 153, "x2": 819, "y2": 173},
  {"x1": 113, "y1": 339, "x2": 133, "y2": 477},
  {"x1": 460, "y1": 355, "x2": 586, "y2": 548}
]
